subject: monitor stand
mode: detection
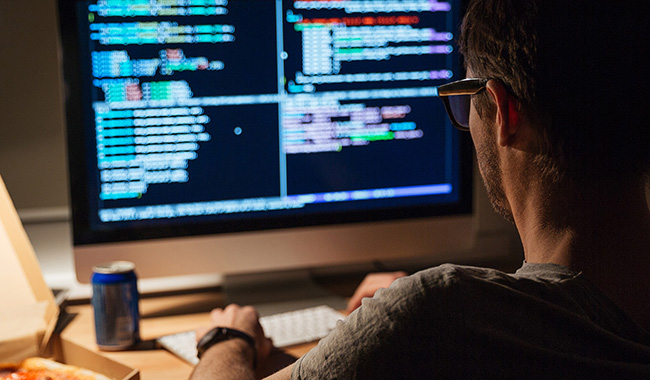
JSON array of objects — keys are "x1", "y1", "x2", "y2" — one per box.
[{"x1": 223, "y1": 269, "x2": 347, "y2": 317}]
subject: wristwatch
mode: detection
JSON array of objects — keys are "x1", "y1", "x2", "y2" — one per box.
[{"x1": 196, "y1": 327, "x2": 257, "y2": 365}]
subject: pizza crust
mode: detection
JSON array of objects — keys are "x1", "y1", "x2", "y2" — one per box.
[{"x1": 0, "y1": 357, "x2": 112, "y2": 380}]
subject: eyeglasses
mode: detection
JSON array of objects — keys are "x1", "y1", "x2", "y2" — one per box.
[{"x1": 437, "y1": 78, "x2": 489, "y2": 131}]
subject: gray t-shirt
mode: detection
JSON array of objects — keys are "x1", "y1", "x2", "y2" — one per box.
[{"x1": 292, "y1": 263, "x2": 650, "y2": 379}]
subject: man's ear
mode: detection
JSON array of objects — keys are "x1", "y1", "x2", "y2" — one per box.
[{"x1": 485, "y1": 80, "x2": 519, "y2": 147}]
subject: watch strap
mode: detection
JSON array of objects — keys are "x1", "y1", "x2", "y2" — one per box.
[{"x1": 196, "y1": 326, "x2": 257, "y2": 366}]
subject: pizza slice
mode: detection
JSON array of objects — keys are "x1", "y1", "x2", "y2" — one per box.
[{"x1": 0, "y1": 357, "x2": 112, "y2": 380}]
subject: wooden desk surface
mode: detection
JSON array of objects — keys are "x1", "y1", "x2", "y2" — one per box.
[{"x1": 61, "y1": 291, "x2": 317, "y2": 380}]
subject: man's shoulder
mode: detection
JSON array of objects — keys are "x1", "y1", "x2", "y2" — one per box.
[
  {"x1": 408, "y1": 262, "x2": 579, "y2": 291},
  {"x1": 417, "y1": 262, "x2": 512, "y2": 278},
  {"x1": 372, "y1": 263, "x2": 523, "y2": 319},
  {"x1": 392, "y1": 262, "x2": 587, "y2": 315},
  {"x1": 352, "y1": 264, "x2": 513, "y2": 323},
  {"x1": 408, "y1": 263, "x2": 519, "y2": 291},
  {"x1": 399, "y1": 262, "x2": 643, "y2": 337}
]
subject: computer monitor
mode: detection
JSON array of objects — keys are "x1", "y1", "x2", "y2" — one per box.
[{"x1": 58, "y1": 0, "x2": 475, "y2": 291}]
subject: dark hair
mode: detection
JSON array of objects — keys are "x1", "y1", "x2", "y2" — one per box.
[{"x1": 459, "y1": 0, "x2": 650, "y2": 183}]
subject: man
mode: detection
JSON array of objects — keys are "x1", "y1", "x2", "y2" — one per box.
[{"x1": 190, "y1": 0, "x2": 650, "y2": 378}]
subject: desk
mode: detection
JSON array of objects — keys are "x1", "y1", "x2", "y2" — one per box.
[{"x1": 60, "y1": 291, "x2": 318, "y2": 380}]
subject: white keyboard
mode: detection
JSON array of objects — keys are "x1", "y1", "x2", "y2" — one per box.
[{"x1": 157, "y1": 305, "x2": 345, "y2": 365}]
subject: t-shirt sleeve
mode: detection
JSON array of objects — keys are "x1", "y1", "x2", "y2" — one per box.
[{"x1": 291, "y1": 269, "x2": 455, "y2": 380}]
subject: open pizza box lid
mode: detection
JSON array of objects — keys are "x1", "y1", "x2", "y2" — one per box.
[
  {"x1": 0, "y1": 175, "x2": 138, "y2": 379},
  {"x1": 0, "y1": 175, "x2": 59, "y2": 362}
]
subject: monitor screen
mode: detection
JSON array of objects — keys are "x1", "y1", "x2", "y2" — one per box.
[{"x1": 58, "y1": 0, "x2": 472, "y2": 283}]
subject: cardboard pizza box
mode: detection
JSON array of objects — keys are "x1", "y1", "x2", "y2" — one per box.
[
  {"x1": 50, "y1": 336, "x2": 140, "y2": 380},
  {"x1": 0, "y1": 175, "x2": 139, "y2": 379}
]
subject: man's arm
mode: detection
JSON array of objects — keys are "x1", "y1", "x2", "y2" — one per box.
[
  {"x1": 190, "y1": 271, "x2": 409, "y2": 379},
  {"x1": 190, "y1": 339, "x2": 293, "y2": 380},
  {"x1": 190, "y1": 338, "x2": 257, "y2": 380},
  {"x1": 189, "y1": 304, "x2": 292, "y2": 380}
]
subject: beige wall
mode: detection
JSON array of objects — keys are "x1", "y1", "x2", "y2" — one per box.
[{"x1": 0, "y1": 0, "x2": 69, "y2": 210}]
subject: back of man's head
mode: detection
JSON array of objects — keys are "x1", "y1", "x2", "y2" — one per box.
[{"x1": 460, "y1": 0, "x2": 650, "y2": 185}]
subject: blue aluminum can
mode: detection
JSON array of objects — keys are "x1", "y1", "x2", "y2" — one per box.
[{"x1": 91, "y1": 261, "x2": 141, "y2": 350}]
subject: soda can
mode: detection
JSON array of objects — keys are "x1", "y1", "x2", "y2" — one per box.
[{"x1": 91, "y1": 261, "x2": 141, "y2": 350}]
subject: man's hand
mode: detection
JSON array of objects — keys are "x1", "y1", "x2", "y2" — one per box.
[
  {"x1": 346, "y1": 271, "x2": 408, "y2": 313},
  {"x1": 195, "y1": 304, "x2": 273, "y2": 368}
]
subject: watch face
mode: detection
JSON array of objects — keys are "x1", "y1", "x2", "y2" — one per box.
[
  {"x1": 197, "y1": 328, "x2": 218, "y2": 357},
  {"x1": 198, "y1": 329, "x2": 215, "y2": 345}
]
